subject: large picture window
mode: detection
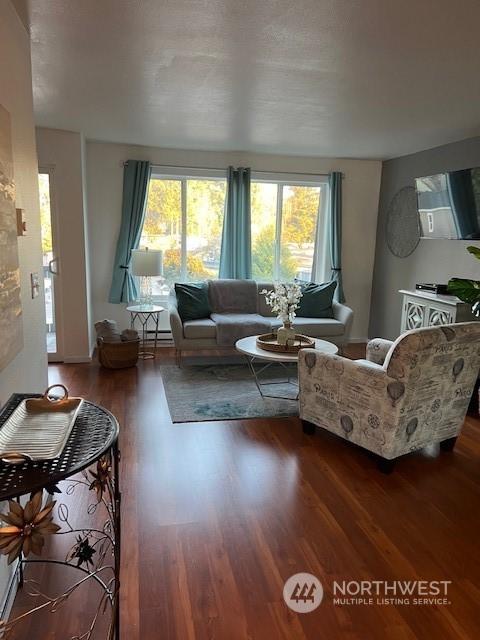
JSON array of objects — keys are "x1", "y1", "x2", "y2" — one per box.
[
  {"x1": 140, "y1": 168, "x2": 328, "y2": 297},
  {"x1": 251, "y1": 174, "x2": 328, "y2": 282},
  {"x1": 140, "y1": 169, "x2": 227, "y2": 296}
]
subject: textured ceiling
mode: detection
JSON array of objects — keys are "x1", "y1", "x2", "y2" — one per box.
[{"x1": 27, "y1": 0, "x2": 480, "y2": 159}]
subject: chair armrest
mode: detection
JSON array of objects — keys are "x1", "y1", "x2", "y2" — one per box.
[
  {"x1": 332, "y1": 301, "x2": 353, "y2": 340},
  {"x1": 366, "y1": 338, "x2": 394, "y2": 366},
  {"x1": 169, "y1": 304, "x2": 184, "y2": 347},
  {"x1": 299, "y1": 348, "x2": 387, "y2": 389}
]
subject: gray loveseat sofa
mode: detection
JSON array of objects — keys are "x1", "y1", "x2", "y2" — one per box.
[{"x1": 170, "y1": 279, "x2": 353, "y2": 363}]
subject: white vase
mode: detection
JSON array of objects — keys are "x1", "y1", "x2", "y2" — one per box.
[{"x1": 277, "y1": 321, "x2": 296, "y2": 346}]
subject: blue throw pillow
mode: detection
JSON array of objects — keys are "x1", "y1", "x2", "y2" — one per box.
[
  {"x1": 175, "y1": 282, "x2": 211, "y2": 322},
  {"x1": 296, "y1": 281, "x2": 337, "y2": 318}
]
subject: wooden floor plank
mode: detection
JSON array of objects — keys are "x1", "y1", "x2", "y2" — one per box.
[{"x1": 8, "y1": 345, "x2": 480, "y2": 639}]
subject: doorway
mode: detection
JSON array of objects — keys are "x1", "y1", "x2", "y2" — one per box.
[{"x1": 39, "y1": 169, "x2": 63, "y2": 361}]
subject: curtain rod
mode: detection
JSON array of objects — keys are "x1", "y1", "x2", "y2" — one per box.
[{"x1": 122, "y1": 161, "x2": 343, "y2": 178}]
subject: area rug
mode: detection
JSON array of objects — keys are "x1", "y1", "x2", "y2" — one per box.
[{"x1": 161, "y1": 363, "x2": 299, "y2": 422}]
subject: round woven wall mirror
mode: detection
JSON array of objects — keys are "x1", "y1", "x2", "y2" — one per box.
[{"x1": 385, "y1": 186, "x2": 420, "y2": 258}]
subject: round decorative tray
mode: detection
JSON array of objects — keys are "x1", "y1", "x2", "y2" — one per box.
[{"x1": 256, "y1": 333, "x2": 315, "y2": 354}]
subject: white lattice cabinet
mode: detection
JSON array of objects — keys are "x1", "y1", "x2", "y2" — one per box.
[{"x1": 400, "y1": 289, "x2": 475, "y2": 332}]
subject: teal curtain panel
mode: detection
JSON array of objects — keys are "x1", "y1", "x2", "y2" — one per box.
[
  {"x1": 109, "y1": 160, "x2": 151, "y2": 303},
  {"x1": 219, "y1": 166, "x2": 252, "y2": 279},
  {"x1": 328, "y1": 171, "x2": 345, "y2": 302}
]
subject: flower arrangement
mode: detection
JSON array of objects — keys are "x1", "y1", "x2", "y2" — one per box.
[{"x1": 261, "y1": 283, "x2": 303, "y2": 325}]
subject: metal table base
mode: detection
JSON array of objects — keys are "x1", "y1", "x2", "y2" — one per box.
[
  {"x1": 245, "y1": 356, "x2": 299, "y2": 401},
  {"x1": 127, "y1": 305, "x2": 164, "y2": 360}
]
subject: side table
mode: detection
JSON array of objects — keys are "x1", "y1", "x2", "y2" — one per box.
[
  {"x1": 127, "y1": 304, "x2": 164, "y2": 359},
  {"x1": 0, "y1": 393, "x2": 120, "y2": 640}
]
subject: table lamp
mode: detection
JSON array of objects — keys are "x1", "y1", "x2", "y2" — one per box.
[{"x1": 131, "y1": 248, "x2": 163, "y2": 308}]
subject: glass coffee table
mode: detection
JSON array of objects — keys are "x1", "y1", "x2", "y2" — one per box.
[{"x1": 235, "y1": 335, "x2": 338, "y2": 400}]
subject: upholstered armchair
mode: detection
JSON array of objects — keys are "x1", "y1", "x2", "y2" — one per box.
[{"x1": 298, "y1": 322, "x2": 480, "y2": 472}]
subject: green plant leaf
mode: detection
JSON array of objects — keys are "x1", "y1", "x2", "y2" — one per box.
[
  {"x1": 447, "y1": 277, "x2": 480, "y2": 304},
  {"x1": 467, "y1": 245, "x2": 480, "y2": 260}
]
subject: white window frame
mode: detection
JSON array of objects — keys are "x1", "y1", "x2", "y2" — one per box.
[
  {"x1": 143, "y1": 167, "x2": 227, "y2": 300},
  {"x1": 250, "y1": 172, "x2": 329, "y2": 283}
]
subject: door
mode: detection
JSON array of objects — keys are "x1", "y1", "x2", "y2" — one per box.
[{"x1": 38, "y1": 169, "x2": 63, "y2": 362}]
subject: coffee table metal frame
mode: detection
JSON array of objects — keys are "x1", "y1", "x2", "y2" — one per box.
[
  {"x1": 235, "y1": 335, "x2": 339, "y2": 401},
  {"x1": 245, "y1": 357, "x2": 300, "y2": 400}
]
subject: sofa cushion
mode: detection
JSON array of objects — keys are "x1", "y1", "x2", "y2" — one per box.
[
  {"x1": 183, "y1": 318, "x2": 217, "y2": 339},
  {"x1": 175, "y1": 282, "x2": 211, "y2": 321},
  {"x1": 211, "y1": 313, "x2": 271, "y2": 346},
  {"x1": 208, "y1": 279, "x2": 257, "y2": 313},
  {"x1": 291, "y1": 317, "x2": 344, "y2": 337},
  {"x1": 296, "y1": 281, "x2": 336, "y2": 318}
]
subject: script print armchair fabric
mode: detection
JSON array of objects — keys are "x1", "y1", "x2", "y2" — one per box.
[{"x1": 298, "y1": 322, "x2": 480, "y2": 462}]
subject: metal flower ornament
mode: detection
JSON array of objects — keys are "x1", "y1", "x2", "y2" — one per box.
[
  {"x1": 68, "y1": 535, "x2": 97, "y2": 568},
  {"x1": 89, "y1": 456, "x2": 112, "y2": 503},
  {"x1": 0, "y1": 491, "x2": 60, "y2": 564}
]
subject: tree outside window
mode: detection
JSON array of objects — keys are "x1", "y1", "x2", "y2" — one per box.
[
  {"x1": 251, "y1": 182, "x2": 321, "y2": 282},
  {"x1": 140, "y1": 177, "x2": 226, "y2": 294},
  {"x1": 140, "y1": 174, "x2": 324, "y2": 296}
]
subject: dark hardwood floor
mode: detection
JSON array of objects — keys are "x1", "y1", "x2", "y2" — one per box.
[{"x1": 10, "y1": 346, "x2": 480, "y2": 639}]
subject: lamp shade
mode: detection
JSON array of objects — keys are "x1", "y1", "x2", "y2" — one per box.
[{"x1": 131, "y1": 249, "x2": 163, "y2": 276}]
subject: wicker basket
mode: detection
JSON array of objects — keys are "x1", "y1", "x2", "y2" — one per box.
[
  {"x1": 256, "y1": 333, "x2": 315, "y2": 354},
  {"x1": 97, "y1": 338, "x2": 140, "y2": 369}
]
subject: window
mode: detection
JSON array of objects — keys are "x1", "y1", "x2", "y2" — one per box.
[
  {"x1": 251, "y1": 174, "x2": 328, "y2": 282},
  {"x1": 140, "y1": 168, "x2": 227, "y2": 296},
  {"x1": 140, "y1": 168, "x2": 328, "y2": 298}
]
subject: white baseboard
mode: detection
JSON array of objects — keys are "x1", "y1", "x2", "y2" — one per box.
[
  {"x1": 348, "y1": 337, "x2": 369, "y2": 344},
  {"x1": 63, "y1": 356, "x2": 92, "y2": 364}
]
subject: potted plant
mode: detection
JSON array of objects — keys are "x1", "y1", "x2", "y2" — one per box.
[
  {"x1": 448, "y1": 245, "x2": 480, "y2": 416},
  {"x1": 447, "y1": 246, "x2": 480, "y2": 316},
  {"x1": 261, "y1": 283, "x2": 303, "y2": 345}
]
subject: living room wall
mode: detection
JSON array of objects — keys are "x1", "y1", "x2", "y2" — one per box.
[
  {"x1": 0, "y1": 0, "x2": 48, "y2": 613},
  {"x1": 86, "y1": 141, "x2": 382, "y2": 341},
  {"x1": 370, "y1": 136, "x2": 480, "y2": 340},
  {"x1": 0, "y1": 2, "x2": 46, "y2": 401}
]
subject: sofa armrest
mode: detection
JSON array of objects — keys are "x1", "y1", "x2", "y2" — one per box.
[
  {"x1": 366, "y1": 338, "x2": 394, "y2": 366},
  {"x1": 169, "y1": 303, "x2": 184, "y2": 347},
  {"x1": 331, "y1": 301, "x2": 353, "y2": 340}
]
